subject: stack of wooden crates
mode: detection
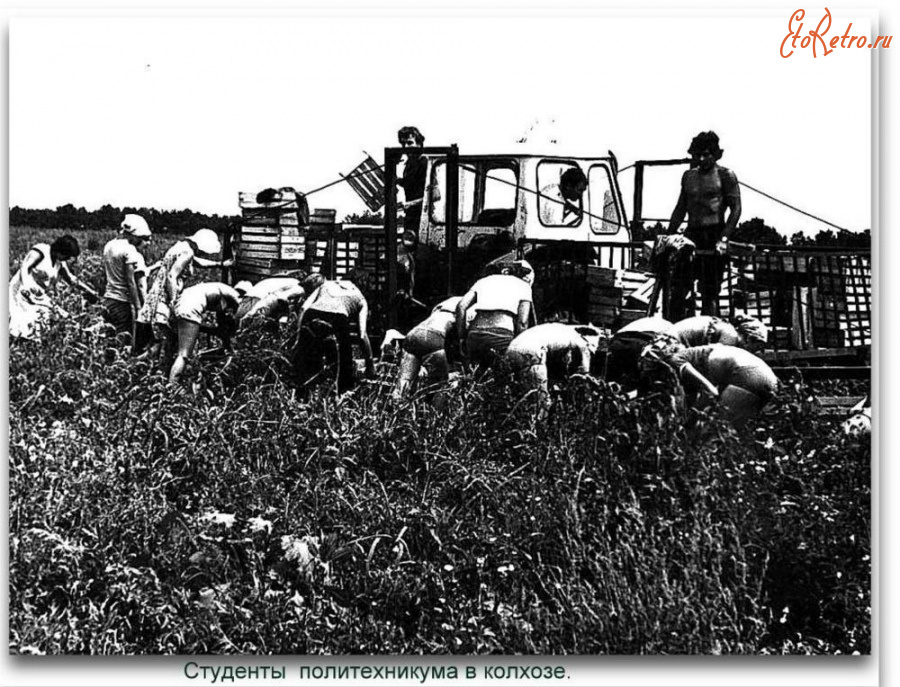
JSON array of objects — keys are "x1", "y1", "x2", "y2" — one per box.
[
  {"x1": 233, "y1": 191, "x2": 336, "y2": 282},
  {"x1": 585, "y1": 265, "x2": 654, "y2": 327}
]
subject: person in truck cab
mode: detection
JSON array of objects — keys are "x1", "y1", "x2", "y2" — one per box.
[
  {"x1": 539, "y1": 167, "x2": 588, "y2": 226},
  {"x1": 666, "y1": 131, "x2": 742, "y2": 318},
  {"x1": 456, "y1": 260, "x2": 535, "y2": 369}
]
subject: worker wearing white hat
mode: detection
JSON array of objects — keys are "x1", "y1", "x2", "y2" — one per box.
[
  {"x1": 135, "y1": 227, "x2": 233, "y2": 356},
  {"x1": 101, "y1": 214, "x2": 153, "y2": 336}
]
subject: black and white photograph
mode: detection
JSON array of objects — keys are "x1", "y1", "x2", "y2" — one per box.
[{"x1": 3, "y1": 3, "x2": 888, "y2": 685}]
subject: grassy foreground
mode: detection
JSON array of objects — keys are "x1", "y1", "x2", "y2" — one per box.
[{"x1": 7, "y1": 227, "x2": 871, "y2": 654}]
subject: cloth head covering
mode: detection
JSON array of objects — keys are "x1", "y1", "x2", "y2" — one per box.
[
  {"x1": 121, "y1": 214, "x2": 151, "y2": 238},
  {"x1": 733, "y1": 313, "x2": 769, "y2": 345},
  {"x1": 188, "y1": 229, "x2": 222, "y2": 255}
]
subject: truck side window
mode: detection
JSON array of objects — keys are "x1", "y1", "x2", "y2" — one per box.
[
  {"x1": 537, "y1": 161, "x2": 583, "y2": 227},
  {"x1": 588, "y1": 164, "x2": 621, "y2": 235}
]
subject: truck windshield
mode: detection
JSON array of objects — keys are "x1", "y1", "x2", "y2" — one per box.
[{"x1": 431, "y1": 159, "x2": 518, "y2": 226}]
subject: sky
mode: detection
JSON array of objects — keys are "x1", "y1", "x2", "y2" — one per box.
[{"x1": 9, "y1": 9, "x2": 874, "y2": 237}]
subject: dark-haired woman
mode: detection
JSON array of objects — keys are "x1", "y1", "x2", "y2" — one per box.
[{"x1": 9, "y1": 235, "x2": 98, "y2": 341}]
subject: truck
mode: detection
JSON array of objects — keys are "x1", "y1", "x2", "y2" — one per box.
[{"x1": 227, "y1": 145, "x2": 871, "y2": 374}]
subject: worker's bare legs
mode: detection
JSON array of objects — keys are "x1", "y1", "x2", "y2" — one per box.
[
  {"x1": 394, "y1": 350, "x2": 423, "y2": 399},
  {"x1": 169, "y1": 320, "x2": 200, "y2": 384}
]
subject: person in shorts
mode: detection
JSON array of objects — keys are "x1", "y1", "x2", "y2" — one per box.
[
  {"x1": 101, "y1": 214, "x2": 152, "y2": 337},
  {"x1": 393, "y1": 296, "x2": 462, "y2": 399},
  {"x1": 504, "y1": 322, "x2": 603, "y2": 408},
  {"x1": 640, "y1": 339, "x2": 778, "y2": 424},
  {"x1": 456, "y1": 261, "x2": 535, "y2": 370},
  {"x1": 168, "y1": 282, "x2": 241, "y2": 384}
]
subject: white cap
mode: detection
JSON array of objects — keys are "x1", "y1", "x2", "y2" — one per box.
[
  {"x1": 188, "y1": 228, "x2": 221, "y2": 255},
  {"x1": 121, "y1": 214, "x2": 151, "y2": 238}
]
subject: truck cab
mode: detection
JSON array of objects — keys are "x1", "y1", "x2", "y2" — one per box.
[{"x1": 413, "y1": 153, "x2": 629, "y2": 252}]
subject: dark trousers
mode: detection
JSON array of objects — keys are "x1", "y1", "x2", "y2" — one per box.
[
  {"x1": 670, "y1": 225, "x2": 726, "y2": 319},
  {"x1": 293, "y1": 310, "x2": 355, "y2": 392},
  {"x1": 102, "y1": 298, "x2": 134, "y2": 335}
]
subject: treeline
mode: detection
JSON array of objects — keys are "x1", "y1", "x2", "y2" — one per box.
[
  {"x1": 9, "y1": 204, "x2": 240, "y2": 235},
  {"x1": 639, "y1": 218, "x2": 871, "y2": 248}
]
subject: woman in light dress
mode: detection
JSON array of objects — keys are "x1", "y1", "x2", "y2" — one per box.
[
  {"x1": 134, "y1": 228, "x2": 231, "y2": 355},
  {"x1": 9, "y1": 235, "x2": 98, "y2": 341}
]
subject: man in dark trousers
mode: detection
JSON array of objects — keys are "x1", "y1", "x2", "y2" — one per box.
[{"x1": 667, "y1": 131, "x2": 742, "y2": 318}]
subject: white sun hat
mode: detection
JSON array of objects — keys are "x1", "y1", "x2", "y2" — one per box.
[
  {"x1": 188, "y1": 228, "x2": 222, "y2": 255},
  {"x1": 121, "y1": 214, "x2": 152, "y2": 238}
]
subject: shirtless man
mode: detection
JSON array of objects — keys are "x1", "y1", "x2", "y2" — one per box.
[
  {"x1": 393, "y1": 296, "x2": 462, "y2": 399},
  {"x1": 504, "y1": 323, "x2": 603, "y2": 407},
  {"x1": 293, "y1": 274, "x2": 374, "y2": 392},
  {"x1": 456, "y1": 261, "x2": 535, "y2": 369},
  {"x1": 667, "y1": 131, "x2": 742, "y2": 318}
]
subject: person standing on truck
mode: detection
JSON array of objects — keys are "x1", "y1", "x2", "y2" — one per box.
[
  {"x1": 667, "y1": 131, "x2": 742, "y2": 318},
  {"x1": 292, "y1": 273, "x2": 374, "y2": 393},
  {"x1": 456, "y1": 261, "x2": 535, "y2": 369},
  {"x1": 504, "y1": 323, "x2": 603, "y2": 409},
  {"x1": 539, "y1": 167, "x2": 588, "y2": 226},
  {"x1": 101, "y1": 214, "x2": 152, "y2": 338},
  {"x1": 396, "y1": 126, "x2": 435, "y2": 235}
]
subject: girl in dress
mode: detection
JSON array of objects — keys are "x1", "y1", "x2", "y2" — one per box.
[{"x1": 9, "y1": 235, "x2": 98, "y2": 341}]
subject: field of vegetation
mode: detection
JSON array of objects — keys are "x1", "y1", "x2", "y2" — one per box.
[{"x1": 8, "y1": 226, "x2": 871, "y2": 655}]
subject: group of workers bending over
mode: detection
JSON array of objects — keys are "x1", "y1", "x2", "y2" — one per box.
[
  {"x1": 10, "y1": 211, "x2": 779, "y2": 424},
  {"x1": 386, "y1": 258, "x2": 776, "y2": 424}
]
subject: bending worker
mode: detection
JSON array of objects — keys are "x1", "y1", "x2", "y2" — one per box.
[
  {"x1": 293, "y1": 274, "x2": 374, "y2": 393},
  {"x1": 169, "y1": 282, "x2": 241, "y2": 384},
  {"x1": 671, "y1": 314, "x2": 768, "y2": 352},
  {"x1": 639, "y1": 339, "x2": 778, "y2": 424},
  {"x1": 393, "y1": 296, "x2": 462, "y2": 399},
  {"x1": 456, "y1": 260, "x2": 535, "y2": 369},
  {"x1": 504, "y1": 322, "x2": 603, "y2": 407}
]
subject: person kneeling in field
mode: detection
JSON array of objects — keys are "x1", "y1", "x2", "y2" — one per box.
[
  {"x1": 456, "y1": 260, "x2": 535, "y2": 370},
  {"x1": 169, "y1": 282, "x2": 241, "y2": 384},
  {"x1": 393, "y1": 296, "x2": 462, "y2": 400},
  {"x1": 293, "y1": 273, "x2": 374, "y2": 393},
  {"x1": 639, "y1": 338, "x2": 779, "y2": 424},
  {"x1": 671, "y1": 314, "x2": 768, "y2": 352},
  {"x1": 504, "y1": 322, "x2": 604, "y2": 409}
]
